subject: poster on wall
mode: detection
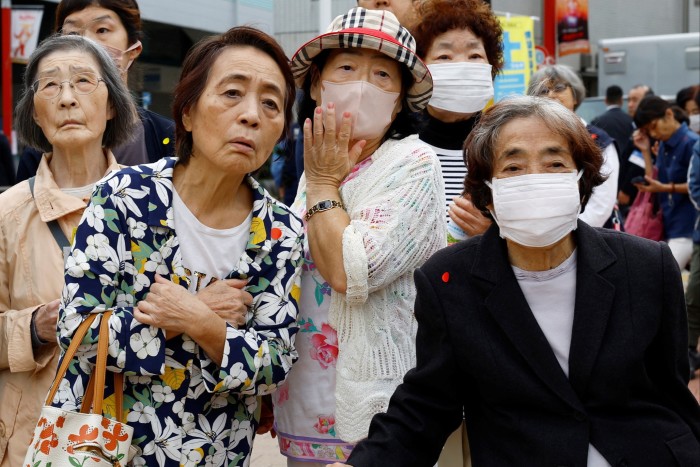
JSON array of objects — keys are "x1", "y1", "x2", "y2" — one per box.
[
  {"x1": 494, "y1": 15, "x2": 535, "y2": 102},
  {"x1": 556, "y1": 0, "x2": 590, "y2": 57},
  {"x1": 11, "y1": 7, "x2": 44, "y2": 64}
]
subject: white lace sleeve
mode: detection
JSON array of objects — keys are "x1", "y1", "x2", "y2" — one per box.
[{"x1": 341, "y1": 143, "x2": 446, "y2": 303}]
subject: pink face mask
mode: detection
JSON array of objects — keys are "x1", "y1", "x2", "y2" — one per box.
[
  {"x1": 320, "y1": 80, "x2": 401, "y2": 141},
  {"x1": 101, "y1": 40, "x2": 141, "y2": 73}
]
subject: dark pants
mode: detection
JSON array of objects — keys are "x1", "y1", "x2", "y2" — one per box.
[{"x1": 687, "y1": 243, "x2": 700, "y2": 348}]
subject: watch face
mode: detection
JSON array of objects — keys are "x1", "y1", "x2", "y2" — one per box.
[{"x1": 319, "y1": 200, "x2": 332, "y2": 209}]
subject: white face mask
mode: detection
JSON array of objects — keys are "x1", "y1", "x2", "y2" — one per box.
[
  {"x1": 485, "y1": 171, "x2": 583, "y2": 248},
  {"x1": 427, "y1": 62, "x2": 494, "y2": 114},
  {"x1": 690, "y1": 114, "x2": 700, "y2": 133},
  {"x1": 320, "y1": 80, "x2": 400, "y2": 141}
]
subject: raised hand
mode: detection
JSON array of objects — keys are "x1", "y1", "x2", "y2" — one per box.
[{"x1": 303, "y1": 103, "x2": 366, "y2": 190}]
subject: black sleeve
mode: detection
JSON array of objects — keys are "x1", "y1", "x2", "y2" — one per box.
[
  {"x1": 140, "y1": 109, "x2": 176, "y2": 162},
  {"x1": 15, "y1": 147, "x2": 43, "y2": 184},
  {"x1": 0, "y1": 133, "x2": 14, "y2": 186},
  {"x1": 646, "y1": 242, "x2": 700, "y2": 439},
  {"x1": 347, "y1": 268, "x2": 465, "y2": 466}
]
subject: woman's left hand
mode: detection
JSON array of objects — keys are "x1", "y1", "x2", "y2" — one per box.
[
  {"x1": 635, "y1": 176, "x2": 666, "y2": 193},
  {"x1": 135, "y1": 274, "x2": 212, "y2": 336},
  {"x1": 303, "y1": 103, "x2": 366, "y2": 190}
]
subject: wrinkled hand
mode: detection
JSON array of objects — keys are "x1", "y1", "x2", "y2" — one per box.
[
  {"x1": 303, "y1": 103, "x2": 366, "y2": 189},
  {"x1": 34, "y1": 299, "x2": 61, "y2": 343},
  {"x1": 134, "y1": 275, "x2": 211, "y2": 335},
  {"x1": 634, "y1": 175, "x2": 665, "y2": 193},
  {"x1": 196, "y1": 279, "x2": 252, "y2": 328},
  {"x1": 449, "y1": 196, "x2": 492, "y2": 237},
  {"x1": 632, "y1": 129, "x2": 651, "y2": 153}
]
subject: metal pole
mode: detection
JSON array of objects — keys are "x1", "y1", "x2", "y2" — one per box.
[
  {"x1": 318, "y1": 0, "x2": 331, "y2": 34},
  {"x1": 1, "y1": 0, "x2": 12, "y2": 144}
]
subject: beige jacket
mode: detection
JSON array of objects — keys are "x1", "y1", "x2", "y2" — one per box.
[{"x1": 0, "y1": 152, "x2": 118, "y2": 466}]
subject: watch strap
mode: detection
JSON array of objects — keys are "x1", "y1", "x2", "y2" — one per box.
[{"x1": 305, "y1": 199, "x2": 344, "y2": 221}]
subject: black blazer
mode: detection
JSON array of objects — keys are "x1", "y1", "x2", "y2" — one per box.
[
  {"x1": 348, "y1": 222, "x2": 700, "y2": 467},
  {"x1": 591, "y1": 107, "x2": 634, "y2": 159}
]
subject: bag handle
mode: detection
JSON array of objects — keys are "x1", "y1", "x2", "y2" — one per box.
[
  {"x1": 80, "y1": 313, "x2": 126, "y2": 422},
  {"x1": 45, "y1": 311, "x2": 126, "y2": 422},
  {"x1": 45, "y1": 312, "x2": 99, "y2": 405}
]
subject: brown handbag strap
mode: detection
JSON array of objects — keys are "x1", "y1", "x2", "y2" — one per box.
[
  {"x1": 80, "y1": 373, "x2": 124, "y2": 419},
  {"x1": 45, "y1": 311, "x2": 127, "y2": 423},
  {"x1": 80, "y1": 330, "x2": 126, "y2": 421},
  {"x1": 89, "y1": 309, "x2": 112, "y2": 414},
  {"x1": 45, "y1": 313, "x2": 98, "y2": 405}
]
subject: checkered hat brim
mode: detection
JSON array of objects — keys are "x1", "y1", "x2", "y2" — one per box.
[{"x1": 290, "y1": 7, "x2": 432, "y2": 112}]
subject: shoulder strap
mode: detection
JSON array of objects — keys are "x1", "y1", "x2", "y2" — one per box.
[{"x1": 28, "y1": 176, "x2": 71, "y2": 249}]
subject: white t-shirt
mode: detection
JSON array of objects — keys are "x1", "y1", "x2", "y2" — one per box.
[
  {"x1": 172, "y1": 189, "x2": 252, "y2": 293},
  {"x1": 61, "y1": 183, "x2": 95, "y2": 200},
  {"x1": 513, "y1": 250, "x2": 611, "y2": 467}
]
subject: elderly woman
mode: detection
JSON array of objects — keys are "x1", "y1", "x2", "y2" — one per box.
[
  {"x1": 16, "y1": 0, "x2": 175, "y2": 182},
  {"x1": 412, "y1": 0, "x2": 503, "y2": 244},
  {"x1": 528, "y1": 65, "x2": 620, "y2": 229},
  {"x1": 334, "y1": 95, "x2": 700, "y2": 467},
  {"x1": 633, "y1": 95, "x2": 700, "y2": 270},
  {"x1": 271, "y1": 7, "x2": 445, "y2": 466},
  {"x1": 0, "y1": 34, "x2": 135, "y2": 466},
  {"x1": 49, "y1": 27, "x2": 304, "y2": 466}
]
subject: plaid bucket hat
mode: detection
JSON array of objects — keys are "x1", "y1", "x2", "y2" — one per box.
[{"x1": 290, "y1": 7, "x2": 433, "y2": 112}]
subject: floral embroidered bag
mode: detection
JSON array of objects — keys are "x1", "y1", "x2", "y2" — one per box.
[{"x1": 24, "y1": 311, "x2": 137, "y2": 467}]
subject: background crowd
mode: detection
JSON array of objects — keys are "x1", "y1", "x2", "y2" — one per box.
[{"x1": 1, "y1": 0, "x2": 699, "y2": 466}]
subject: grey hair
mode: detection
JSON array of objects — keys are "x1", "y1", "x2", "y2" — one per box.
[
  {"x1": 527, "y1": 64, "x2": 586, "y2": 110},
  {"x1": 464, "y1": 95, "x2": 605, "y2": 214},
  {"x1": 15, "y1": 34, "x2": 137, "y2": 152}
]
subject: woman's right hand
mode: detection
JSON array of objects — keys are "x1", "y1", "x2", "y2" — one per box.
[
  {"x1": 303, "y1": 103, "x2": 366, "y2": 191},
  {"x1": 34, "y1": 299, "x2": 61, "y2": 343},
  {"x1": 449, "y1": 196, "x2": 491, "y2": 237},
  {"x1": 633, "y1": 129, "x2": 651, "y2": 153},
  {"x1": 196, "y1": 279, "x2": 252, "y2": 328}
]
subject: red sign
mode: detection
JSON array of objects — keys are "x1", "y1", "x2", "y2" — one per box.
[{"x1": 556, "y1": 0, "x2": 590, "y2": 56}]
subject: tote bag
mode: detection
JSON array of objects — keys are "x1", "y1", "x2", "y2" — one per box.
[
  {"x1": 624, "y1": 188, "x2": 664, "y2": 241},
  {"x1": 24, "y1": 311, "x2": 137, "y2": 466}
]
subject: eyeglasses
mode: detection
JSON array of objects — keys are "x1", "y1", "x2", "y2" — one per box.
[
  {"x1": 32, "y1": 72, "x2": 104, "y2": 99},
  {"x1": 537, "y1": 82, "x2": 570, "y2": 96}
]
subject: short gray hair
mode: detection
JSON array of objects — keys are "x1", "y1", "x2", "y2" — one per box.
[
  {"x1": 527, "y1": 64, "x2": 586, "y2": 110},
  {"x1": 15, "y1": 34, "x2": 137, "y2": 152},
  {"x1": 464, "y1": 95, "x2": 605, "y2": 214}
]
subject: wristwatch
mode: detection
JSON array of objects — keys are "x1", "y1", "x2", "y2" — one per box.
[{"x1": 305, "y1": 199, "x2": 344, "y2": 221}]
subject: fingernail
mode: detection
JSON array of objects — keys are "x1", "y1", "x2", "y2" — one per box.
[
  {"x1": 344, "y1": 111, "x2": 351, "y2": 118},
  {"x1": 316, "y1": 107, "x2": 323, "y2": 115},
  {"x1": 327, "y1": 102, "x2": 334, "y2": 110}
]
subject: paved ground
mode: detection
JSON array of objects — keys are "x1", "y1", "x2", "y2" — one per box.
[{"x1": 251, "y1": 432, "x2": 287, "y2": 467}]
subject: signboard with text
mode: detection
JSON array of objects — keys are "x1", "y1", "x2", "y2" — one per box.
[{"x1": 494, "y1": 15, "x2": 535, "y2": 102}]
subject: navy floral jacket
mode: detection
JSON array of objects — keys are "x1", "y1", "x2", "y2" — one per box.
[{"x1": 53, "y1": 157, "x2": 304, "y2": 466}]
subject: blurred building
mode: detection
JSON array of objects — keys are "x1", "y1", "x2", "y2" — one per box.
[
  {"x1": 7, "y1": 0, "x2": 273, "y2": 118},
  {"x1": 274, "y1": 0, "x2": 700, "y2": 95}
]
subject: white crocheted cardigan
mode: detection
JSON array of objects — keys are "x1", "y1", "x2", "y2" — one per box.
[{"x1": 299, "y1": 135, "x2": 447, "y2": 443}]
